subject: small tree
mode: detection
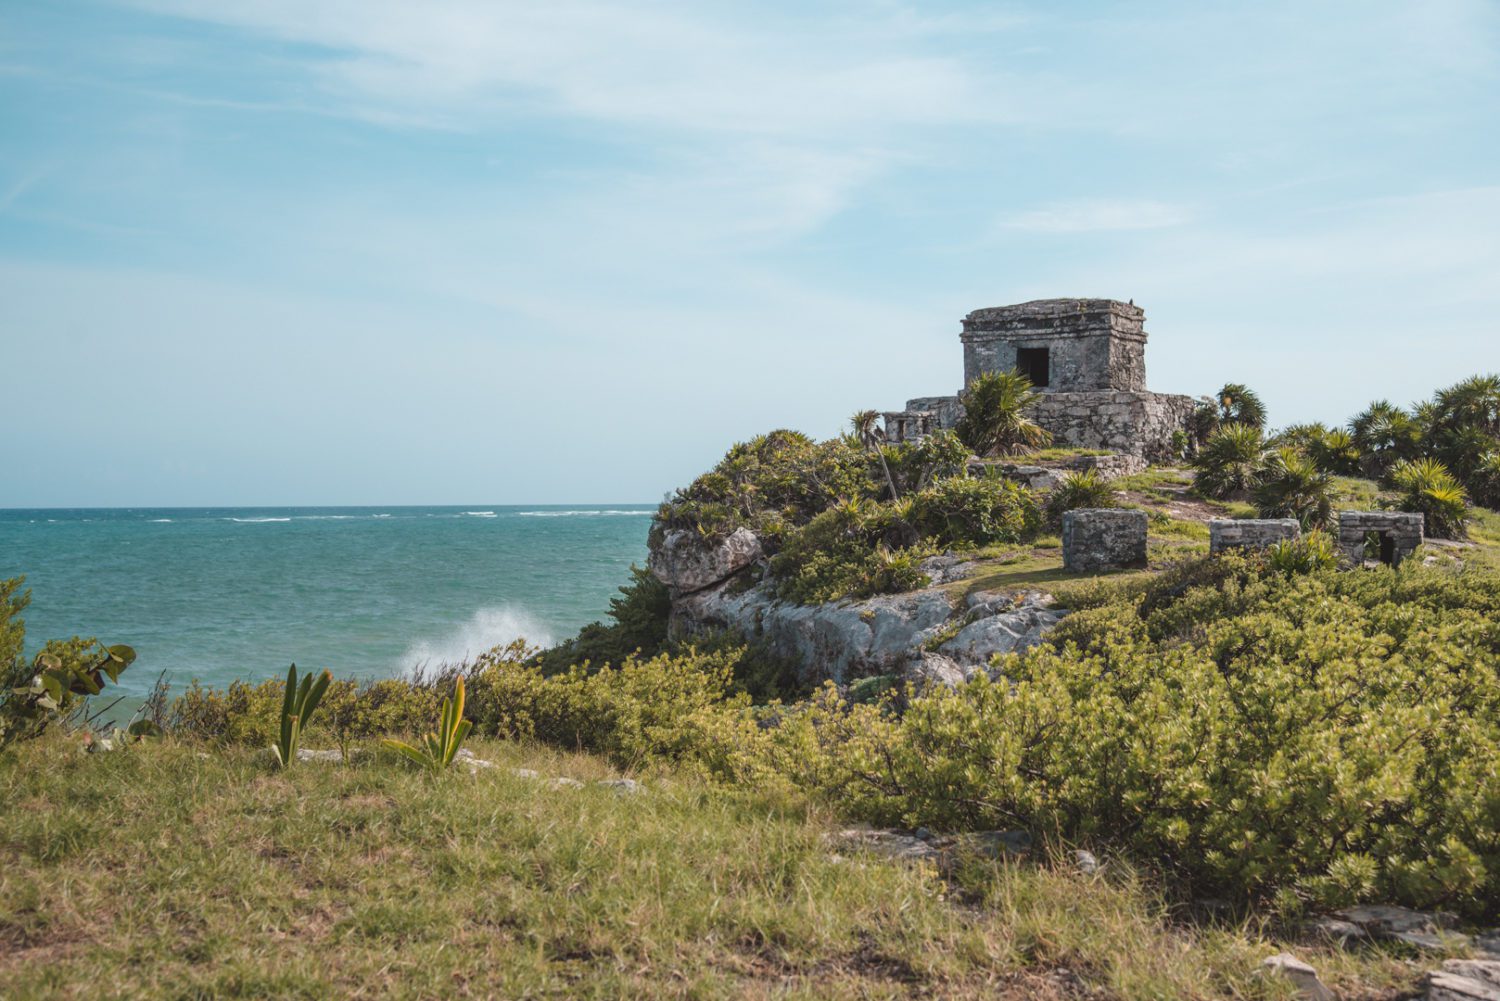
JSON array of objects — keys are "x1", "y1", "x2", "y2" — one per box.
[
  {"x1": 1390, "y1": 457, "x2": 1468, "y2": 539},
  {"x1": 850, "y1": 409, "x2": 900, "y2": 501},
  {"x1": 1193, "y1": 423, "x2": 1266, "y2": 500},
  {"x1": 955, "y1": 370, "x2": 1051, "y2": 458},
  {"x1": 1253, "y1": 446, "x2": 1333, "y2": 530},
  {"x1": 1216, "y1": 383, "x2": 1267, "y2": 428}
]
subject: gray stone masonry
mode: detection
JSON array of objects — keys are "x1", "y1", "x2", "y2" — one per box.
[
  {"x1": 882, "y1": 298, "x2": 1200, "y2": 459},
  {"x1": 1210, "y1": 519, "x2": 1301, "y2": 554},
  {"x1": 1062, "y1": 509, "x2": 1148, "y2": 572},
  {"x1": 961, "y1": 299, "x2": 1146, "y2": 392},
  {"x1": 1336, "y1": 511, "x2": 1424, "y2": 566}
]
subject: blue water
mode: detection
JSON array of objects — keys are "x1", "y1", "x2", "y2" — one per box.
[{"x1": 0, "y1": 506, "x2": 654, "y2": 700}]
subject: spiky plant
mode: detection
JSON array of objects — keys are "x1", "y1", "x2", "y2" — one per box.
[
  {"x1": 1264, "y1": 530, "x2": 1339, "y2": 577},
  {"x1": 1433, "y1": 374, "x2": 1500, "y2": 436},
  {"x1": 1253, "y1": 446, "x2": 1333, "y2": 530},
  {"x1": 1308, "y1": 428, "x2": 1361, "y2": 475},
  {"x1": 383, "y1": 676, "x2": 473, "y2": 772},
  {"x1": 1216, "y1": 383, "x2": 1267, "y2": 428},
  {"x1": 271, "y1": 664, "x2": 332, "y2": 769},
  {"x1": 1390, "y1": 458, "x2": 1469, "y2": 540},
  {"x1": 1192, "y1": 423, "x2": 1267, "y2": 500},
  {"x1": 1349, "y1": 400, "x2": 1422, "y2": 476},
  {"x1": 955, "y1": 369, "x2": 1052, "y2": 458},
  {"x1": 1046, "y1": 469, "x2": 1120, "y2": 528}
]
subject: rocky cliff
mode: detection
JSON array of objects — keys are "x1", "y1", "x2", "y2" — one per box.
[{"x1": 648, "y1": 528, "x2": 1065, "y2": 687}]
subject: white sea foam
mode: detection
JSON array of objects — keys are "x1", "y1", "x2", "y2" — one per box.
[
  {"x1": 372, "y1": 513, "x2": 392, "y2": 518},
  {"x1": 226, "y1": 517, "x2": 292, "y2": 523},
  {"x1": 149, "y1": 518, "x2": 173, "y2": 523},
  {"x1": 517, "y1": 509, "x2": 652, "y2": 518},
  {"x1": 401, "y1": 605, "x2": 553, "y2": 670},
  {"x1": 464, "y1": 510, "x2": 497, "y2": 518}
]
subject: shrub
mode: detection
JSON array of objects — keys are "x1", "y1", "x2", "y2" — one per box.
[
  {"x1": 882, "y1": 430, "x2": 970, "y2": 496},
  {"x1": 1308, "y1": 428, "x2": 1361, "y2": 475},
  {"x1": 907, "y1": 476, "x2": 1042, "y2": 548},
  {"x1": 1192, "y1": 423, "x2": 1266, "y2": 500},
  {"x1": 955, "y1": 370, "x2": 1051, "y2": 458},
  {"x1": 1390, "y1": 457, "x2": 1469, "y2": 539},
  {"x1": 814, "y1": 558, "x2": 1500, "y2": 917},
  {"x1": 769, "y1": 502, "x2": 931, "y2": 605},
  {"x1": 1045, "y1": 469, "x2": 1119, "y2": 528},
  {"x1": 1253, "y1": 445, "x2": 1334, "y2": 529},
  {"x1": 1263, "y1": 530, "x2": 1339, "y2": 577},
  {"x1": 533, "y1": 565, "x2": 671, "y2": 673}
]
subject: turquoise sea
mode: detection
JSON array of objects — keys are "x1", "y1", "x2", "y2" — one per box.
[{"x1": 0, "y1": 506, "x2": 654, "y2": 702}]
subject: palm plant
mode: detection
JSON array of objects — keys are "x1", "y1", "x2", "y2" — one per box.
[
  {"x1": 1433, "y1": 374, "x2": 1500, "y2": 436},
  {"x1": 1192, "y1": 423, "x2": 1267, "y2": 500},
  {"x1": 1307, "y1": 428, "x2": 1361, "y2": 475},
  {"x1": 850, "y1": 409, "x2": 900, "y2": 501},
  {"x1": 1349, "y1": 400, "x2": 1421, "y2": 476},
  {"x1": 1045, "y1": 469, "x2": 1119, "y2": 528},
  {"x1": 1253, "y1": 446, "x2": 1333, "y2": 530},
  {"x1": 954, "y1": 370, "x2": 1052, "y2": 458},
  {"x1": 1216, "y1": 383, "x2": 1267, "y2": 428},
  {"x1": 383, "y1": 676, "x2": 473, "y2": 772},
  {"x1": 1390, "y1": 457, "x2": 1469, "y2": 539},
  {"x1": 271, "y1": 664, "x2": 332, "y2": 769}
]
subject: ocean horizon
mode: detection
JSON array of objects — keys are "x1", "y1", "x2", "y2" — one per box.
[{"x1": 0, "y1": 504, "x2": 657, "y2": 703}]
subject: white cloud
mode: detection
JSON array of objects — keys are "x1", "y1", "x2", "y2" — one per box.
[{"x1": 1000, "y1": 199, "x2": 1192, "y2": 233}]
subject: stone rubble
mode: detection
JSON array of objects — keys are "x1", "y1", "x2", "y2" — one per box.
[{"x1": 1259, "y1": 953, "x2": 1335, "y2": 1001}]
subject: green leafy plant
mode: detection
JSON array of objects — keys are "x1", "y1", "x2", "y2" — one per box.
[
  {"x1": 271, "y1": 663, "x2": 332, "y2": 768},
  {"x1": 1390, "y1": 457, "x2": 1469, "y2": 539},
  {"x1": 1192, "y1": 423, "x2": 1266, "y2": 500},
  {"x1": 1262, "y1": 530, "x2": 1339, "y2": 577},
  {"x1": 955, "y1": 369, "x2": 1052, "y2": 458},
  {"x1": 1045, "y1": 469, "x2": 1119, "y2": 528},
  {"x1": 383, "y1": 676, "x2": 473, "y2": 771},
  {"x1": 1214, "y1": 383, "x2": 1267, "y2": 428},
  {"x1": 1253, "y1": 445, "x2": 1334, "y2": 529}
]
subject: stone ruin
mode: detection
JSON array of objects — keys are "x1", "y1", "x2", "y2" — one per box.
[
  {"x1": 1209, "y1": 519, "x2": 1301, "y2": 554},
  {"x1": 884, "y1": 298, "x2": 1199, "y2": 461},
  {"x1": 1336, "y1": 511, "x2": 1424, "y2": 567},
  {"x1": 1062, "y1": 509, "x2": 1148, "y2": 572}
]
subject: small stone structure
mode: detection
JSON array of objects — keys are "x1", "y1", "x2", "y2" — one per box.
[
  {"x1": 884, "y1": 299, "x2": 1199, "y2": 461},
  {"x1": 1062, "y1": 509, "x2": 1148, "y2": 572},
  {"x1": 1336, "y1": 511, "x2": 1424, "y2": 566},
  {"x1": 1209, "y1": 519, "x2": 1301, "y2": 554}
]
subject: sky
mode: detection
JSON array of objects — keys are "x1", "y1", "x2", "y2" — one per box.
[{"x1": 2, "y1": 0, "x2": 1497, "y2": 506}]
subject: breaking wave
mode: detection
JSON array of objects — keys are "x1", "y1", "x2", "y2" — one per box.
[
  {"x1": 400, "y1": 605, "x2": 554, "y2": 671},
  {"x1": 517, "y1": 509, "x2": 652, "y2": 518},
  {"x1": 226, "y1": 517, "x2": 292, "y2": 523}
]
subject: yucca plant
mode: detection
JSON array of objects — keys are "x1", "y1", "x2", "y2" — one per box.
[
  {"x1": 271, "y1": 664, "x2": 332, "y2": 768},
  {"x1": 955, "y1": 369, "x2": 1052, "y2": 458},
  {"x1": 383, "y1": 676, "x2": 473, "y2": 772},
  {"x1": 1390, "y1": 457, "x2": 1469, "y2": 539},
  {"x1": 1192, "y1": 423, "x2": 1266, "y2": 500},
  {"x1": 1253, "y1": 446, "x2": 1333, "y2": 530},
  {"x1": 1046, "y1": 469, "x2": 1119, "y2": 528}
]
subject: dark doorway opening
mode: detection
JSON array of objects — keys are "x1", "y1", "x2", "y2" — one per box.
[
  {"x1": 1016, "y1": 347, "x2": 1050, "y2": 388},
  {"x1": 1363, "y1": 530, "x2": 1396, "y2": 565}
]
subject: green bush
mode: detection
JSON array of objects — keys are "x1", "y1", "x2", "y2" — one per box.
[
  {"x1": 1253, "y1": 445, "x2": 1334, "y2": 529},
  {"x1": 532, "y1": 565, "x2": 671, "y2": 673},
  {"x1": 1044, "y1": 469, "x2": 1119, "y2": 528},
  {"x1": 907, "y1": 475, "x2": 1042, "y2": 548},
  {"x1": 1192, "y1": 423, "x2": 1266, "y2": 500},
  {"x1": 1390, "y1": 457, "x2": 1469, "y2": 539},
  {"x1": 955, "y1": 369, "x2": 1051, "y2": 458},
  {"x1": 811, "y1": 557, "x2": 1500, "y2": 917},
  {"x1": 1214, "y1": 383, "x2": 1267, "y2": 428},
  {"x1": 1263, "y1": 530, "x2": 1339, "y2": 577},
  {"x1": 768, "y1": 502, "x2": 931, "y2": 604}
]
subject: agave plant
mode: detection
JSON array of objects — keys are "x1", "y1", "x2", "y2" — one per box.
[
  {"x1": 271, "y1": 664, "x2": 332, "y2": 769},
  {"x1": 1390, "y1": 457, "x2": 1469, "y2": 539},
  {"x1": 1192, "y1": 423, "x2": 1267, "y2": 500},
  {"x1": 383, "y1": 676, "x2": 473, "y2": 772},
  {"x1": 1253, "y1": 446, "x2": 1334, "y2": 530}
]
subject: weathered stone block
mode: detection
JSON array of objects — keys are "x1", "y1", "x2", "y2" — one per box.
[
  {"x1": 1335, "y1": 511, "x2": 1423, "y2": 567},
  {"x1": 1209, "y1": 519, "x2": 1300, "y2": 554},
  {"x1": 1062, "y1": 508, "x2": 1148, "y2": 572}
]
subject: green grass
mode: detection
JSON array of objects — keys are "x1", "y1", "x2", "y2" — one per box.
[{"x1": 0, "y1": 735, "x2": 1420, "y2": 1000}]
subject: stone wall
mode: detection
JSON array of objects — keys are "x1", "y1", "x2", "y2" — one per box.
[
  {"x1": 1030, "y1": 390, "x2": 1198, "y2": 461},
  {"x1": 961, "y1": 299, "x2": 1147, "y2": 392},
  {"x1": 1336, "y1": 511, "x2": 1424, "y2": 566},
  {"x1": 1209, "y1": 519, "x2": 1300, "y2": 554},
  {"x1": 1062, "y1": 509, "x2": 1148, "y2": 572}
]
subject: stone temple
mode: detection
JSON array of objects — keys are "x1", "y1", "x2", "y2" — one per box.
[{"x1": 884, "y1": 298, "x2": 1199, "y2": 461}]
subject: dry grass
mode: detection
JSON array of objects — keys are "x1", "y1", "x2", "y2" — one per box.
[{"x1": 0, "y1": 735, "x2": 1426, "y2": 999}]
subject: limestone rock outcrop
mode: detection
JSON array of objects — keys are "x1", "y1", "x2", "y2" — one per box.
[{"x1": 647, "y1": 527, "x2": 763, "y2": 597}]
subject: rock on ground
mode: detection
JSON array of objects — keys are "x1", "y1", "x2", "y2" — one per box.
[{"x1": 1260, "y1": 953, "x2": 1335, "y2": 1001}]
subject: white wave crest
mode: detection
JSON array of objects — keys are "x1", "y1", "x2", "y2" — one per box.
[
  {"x1": 464, "y1": 510, "x2": 497, "y2": 518},
  {"x1": 517, "y1": 509, "x2": 652, "y2": 518},
  {"x1": 401, "y1": 605, "x2": 553, "y2": 670},
  {"x1": 149, "y1": 518, "x2": 173, "y2": 523},
  {"x1": 226, "y1": 517, "x2": 292, "y2": 523}
]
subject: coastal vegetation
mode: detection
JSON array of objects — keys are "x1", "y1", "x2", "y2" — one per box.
[{"x1": 5, "y1": 371, "x2": 1500, "y2": 998}]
